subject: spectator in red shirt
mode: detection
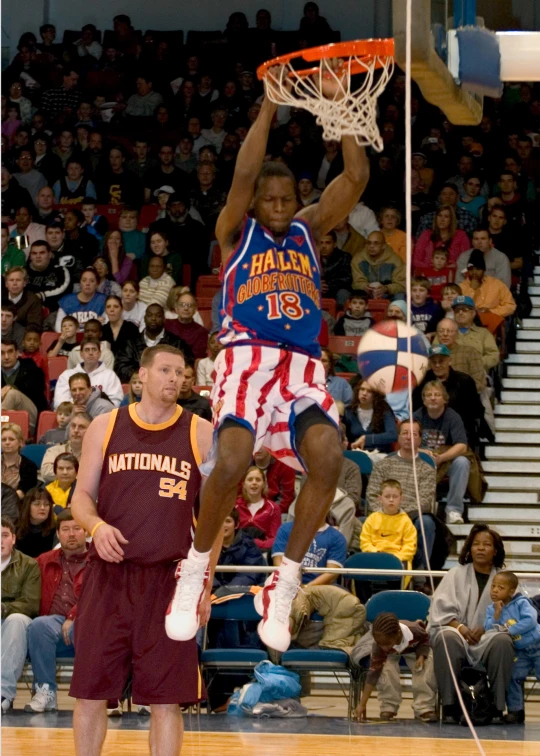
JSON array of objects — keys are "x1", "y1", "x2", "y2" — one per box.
[
  {"x1": 235, "y1": 466, "x2": 282, "y2": 551},
  {"x1": 165, "y1": 291, "x2": 209, "y2": 359},
  {"x1": 253, "y1": 447, "x2": 296, "y2": 515},
  {"x1": 24, "y1": 509, "x2": 88, "y2": 714}
]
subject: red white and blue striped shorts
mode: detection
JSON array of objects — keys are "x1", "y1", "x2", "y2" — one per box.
[{"x1": 208, "y1": 343, "x2": 339, "y2": 472}]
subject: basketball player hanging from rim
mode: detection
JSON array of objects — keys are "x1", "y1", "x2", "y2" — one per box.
[{"x1": 168, "y1": 62, "x2": 369, "y2": 652}]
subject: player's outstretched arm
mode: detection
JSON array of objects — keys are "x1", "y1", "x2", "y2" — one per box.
[
  {"x1": 216, "y1": 73, "x2": 284, "y2": 258},
  {"x1": 71, "y1": 413, "x2": 129, "y2": 563},
  {"x1": 297, "y1": 137, "x2": 369, "y2": 243}
]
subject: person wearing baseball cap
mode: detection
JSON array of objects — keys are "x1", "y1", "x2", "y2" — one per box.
[
  {"x1": 453, "y1": 296, "x2": 500, "y2": 371},
  {"x1": 413, "y1": 344, "x2": 486, "y2": 448},
  {"x1": 454, "y1": 228, "x2": 511, "y2": 288},
  {"x1": 458, "y1": 248, "x2": 516, "y2": 318}
]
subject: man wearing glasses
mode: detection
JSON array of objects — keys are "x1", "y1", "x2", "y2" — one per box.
[{"x1": 165, "y1": 292, "x2": 209, "y2": 359}]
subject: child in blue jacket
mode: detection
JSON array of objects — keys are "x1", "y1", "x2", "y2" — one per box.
[{"x1": 485, "y1": 571, "x2": 540, "y2": 723}]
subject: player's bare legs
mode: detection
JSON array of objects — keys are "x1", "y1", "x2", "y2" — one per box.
[
  {"x1": 254, "y1": 420, "x2": 343, "y2": 650},
  {"x1": 165, "y1": 424, "x2": 254, "y2": 641},
  {"x1": 73, "y1": 699, "x2": 108, "y2": 756},
  {"x1": 284, "y1": 423, "x2": 343, "y2": 560},
  {"x1": 149, "y1": 705, "x2": 184, "y2": 756}
]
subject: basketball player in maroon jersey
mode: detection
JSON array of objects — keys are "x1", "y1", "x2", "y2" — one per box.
[
  {"x1": 168, "y1": 65, "x2": 369, "y2": 652},
  {"x1": 70, "y1": 345, "x2": 216, "y2": 756}
]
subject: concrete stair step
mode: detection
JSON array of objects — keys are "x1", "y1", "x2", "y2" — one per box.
[
  {"x1": 522, "y1": 318, "x2": 540, "y2": 329},
  {"x1": 506, "y1": 365, "x2": 540, "y2": 377},
  {"x1": 502, "y1": 377, "x2": 540, "y2": 389},
  {"x1": 453, "y1": 538, "x2": 540, "y2": 556},
  {"x1": 501, "y1": 390, "x2": 540, "y2": 402},
  {"x1": 495, "y1": 416, "x2": 540, "y2": 430},
  {"x1": 488, "y1": 431, "x2": 540, "y2": 447},
  {"x1": 468, "y1": 506, "x2": 540, "y2": 522},
  {"x1": 451, "y1": 524, "x2": 540, "y2": 539},
  {"x1": 531, "y1": 308, "x2": 540, "y2": 318},
  {"x1": 530, "y1": 296, "x2": 540, "y2": 306},
  {"x1": 485, "y1": 475, "x2": 540, "y2": 490},
  {"x1": 516, "y1": 342, "x2": 540, "y2": 353},
  {"x1": 483, "y1": 461, "x2": 540, "y2": 473},
  {"x1": 495, "y1": 403, "x2": 540, "y2": 415},
  {"x1": 517, "y1": 330, "x2": 540, "y2": 341},
  {"x1": 530, "y1": 286, "x2": 540, "y2": 295},
  {"x1": 506, "y1": 353, "x2": 540, "y2": 364},
  {"x1": 495, "y1": 432, "x2": 540, "y2": 444},
  {"x1": 483, "y1": 491, "x2": 539, "y2": 504},
  {"x1": 446, "y1": 556, "x2": 540, "y2": 571},
  {"x1": 486, "y1": 446, "x2": 540, "y2": 462}
]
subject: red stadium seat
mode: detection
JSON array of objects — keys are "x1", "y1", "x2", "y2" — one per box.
[
  {"x1": 96, "y1": 205, "x2": 124, "y2": 230},
  {"x1": 196, "y1": 275, "x2": 221, "y2": 298},
  {"x1": 40, "y1": 332, "x2": 60, "y2": 355},
  {"x1": 182, "y1": 264, "x2": 192, "y2": 288},
  {"x1": 36, "y1": 411, "x2": 58, "y2": 440},
  {"x1": 368, "y1": 299, "x2": 389, "y2": 323},
  {"x1": 198, "y1": 309, "x2": 212, "y2": 329},
  {"x1": 328, "y1": 336, "x2": 361, "y2": 355},
  {"x1": 48, "y1": 356, "x2": 68, "y2": 382},
  {"x1": 122, "y1": 384, "x2": 130, "y2": 395},
  {"x1": 322, "y1": 298, "x2": 337, "y2": 319},
  {"x1": 138, "y1": 204, "x2": 159, "y2": 231},
  {"x1": 2, "y1": 411, "x2": 30, "y2": 439},
  {"x1": 196, "y1": 297, "x2": 215, "y2": 310}
]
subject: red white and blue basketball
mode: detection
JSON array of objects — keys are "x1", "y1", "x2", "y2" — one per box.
[{"x1": 357, "y1": 321, "x2": 429, "y2": 394}]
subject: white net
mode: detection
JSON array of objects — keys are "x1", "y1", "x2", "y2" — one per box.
[{"x1": 262, "y1": 53, "x2": 394, "y2": 152}]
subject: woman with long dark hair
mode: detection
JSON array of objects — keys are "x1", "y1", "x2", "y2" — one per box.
[
  {"x1": 16, "y1": 487, "x2": 56, "y2": 558},
  {"x1": 102, "y1": 229, "x2": 136, "y2": 285},
  {"x1": 343, "y1": 379, "x2": 397, "y2": 452},
  {"x1": 101, "y1": 295, "x2": 140, "y2": 355},
  {"x1": 429, "y1": 524, "x2": 514, "y2": 723}
]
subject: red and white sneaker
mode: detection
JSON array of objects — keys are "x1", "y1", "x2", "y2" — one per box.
[
  {"x1": 165, "y1": 558, "x2": 209, "y2": 641},
  {"x1": 254, "y1": 571, "x2": 300, "y2": 652}
]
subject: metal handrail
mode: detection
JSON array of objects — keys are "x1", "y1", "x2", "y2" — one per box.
[{"x1": 215, "y1": 565, "x2": 540, "y2": 579}]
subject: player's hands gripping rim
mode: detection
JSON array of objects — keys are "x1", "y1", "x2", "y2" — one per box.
[{"x1": 92, "y1": 522, "x2": 129, "y2": 563}]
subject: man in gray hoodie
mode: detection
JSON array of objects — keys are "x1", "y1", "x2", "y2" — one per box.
[{"x1": 68, "y1": 372, "x2": 114, "y2": 418}]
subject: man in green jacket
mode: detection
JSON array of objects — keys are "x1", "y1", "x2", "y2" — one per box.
[
  {"x1": 351, "y1": 231, "x2": 406, "y2": 299},
  {"x1": 1, "y1": 516, "x2": 41, "y2": 712}
]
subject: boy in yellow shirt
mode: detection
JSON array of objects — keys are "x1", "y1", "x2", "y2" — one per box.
[{"x1": 360, "y1": 479, "x2": 417, "y2": 564}]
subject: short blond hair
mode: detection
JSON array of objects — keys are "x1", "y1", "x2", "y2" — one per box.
[
  {"x1": 140, "y1": 344, "x2": 185, "y2": 368},
  {"x1": 1, "y1": 422, "x2": 24, "y2": 444}
]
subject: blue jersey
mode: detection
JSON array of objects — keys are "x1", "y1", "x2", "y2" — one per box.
[{"x1": 219, "y1": 216, "x2": 322, "y2": 357}]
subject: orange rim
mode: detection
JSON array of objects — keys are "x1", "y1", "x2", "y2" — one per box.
[{"x1": 257, "y1": 38, "x2": 395, "y2": 80}]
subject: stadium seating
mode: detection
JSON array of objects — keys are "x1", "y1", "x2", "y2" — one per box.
[
  {"x1": 2, "y1": 410, "x2": 30, "y2": 439},
  {"x1": 36, "y1": 411, "x2": 58, "y2": 440},
  {"x1": 21, "y1": 444, "x2": 48, "y2": 468},
  {"x1": 48, "y1": 356, "x2": 68, "y2": 382}
]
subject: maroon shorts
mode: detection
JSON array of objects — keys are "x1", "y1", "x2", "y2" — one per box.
[{"x1": 70, "y1": 559, "x2": 203, "y2": 705}]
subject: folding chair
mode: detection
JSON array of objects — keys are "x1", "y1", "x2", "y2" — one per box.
[{"x1": 200, "y1": 593, "x2": 269, "y2": 711}]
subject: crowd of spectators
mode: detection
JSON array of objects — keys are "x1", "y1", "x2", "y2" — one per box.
[{"x1": 2, "y1": 4, "x2": 540, "y2": 723}]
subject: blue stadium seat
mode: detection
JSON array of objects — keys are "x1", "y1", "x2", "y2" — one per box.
[
  {"x1": 200, "y1": 593, "x2": 269, "y2": 711},
  {"x1": 365, "y1": 590, "x2": 431, "y2": 623},
  {"x1": 21, "y1": 444, "x2": 48, "y2": 469},
  {"x1": 343, "y1": 552, "x2": 404, "y2": 584}
]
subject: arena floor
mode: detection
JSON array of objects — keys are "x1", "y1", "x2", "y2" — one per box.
[{"x1": 3, "y1": 692, "x2": 540, "y2": 755}]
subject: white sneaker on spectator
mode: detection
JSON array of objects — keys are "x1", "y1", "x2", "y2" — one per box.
[
  {"x1": 1, "y1": 697, "x2": 12, "y2": 714},
  {"x1": 24, "y1": 683, "x2": 57, "y2": 713},
  {"x1": 137, "y1": 705, "x2": 151, "y2": 716},
  {"x1": 106, "y1": 700, "x2": 123, "y2": 717},
  {"x1": 165, "y1": 558, "x2": 209, "y2": 641},
  {"x1": 254, "y1": 571, "x2": 300, "y2": 652},
  {"x1": 447, "y1": 511, "x2": 464, "y2": 525}
]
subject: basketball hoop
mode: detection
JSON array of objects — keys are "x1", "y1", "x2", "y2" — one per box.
[{"x1": 257, "y1": 39, "x2": 395, "y2": 152}]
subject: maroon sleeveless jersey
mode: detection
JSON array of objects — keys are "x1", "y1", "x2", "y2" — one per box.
[{"x1": 97, "y1": 404, "x2": 202, "y2": 565}]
